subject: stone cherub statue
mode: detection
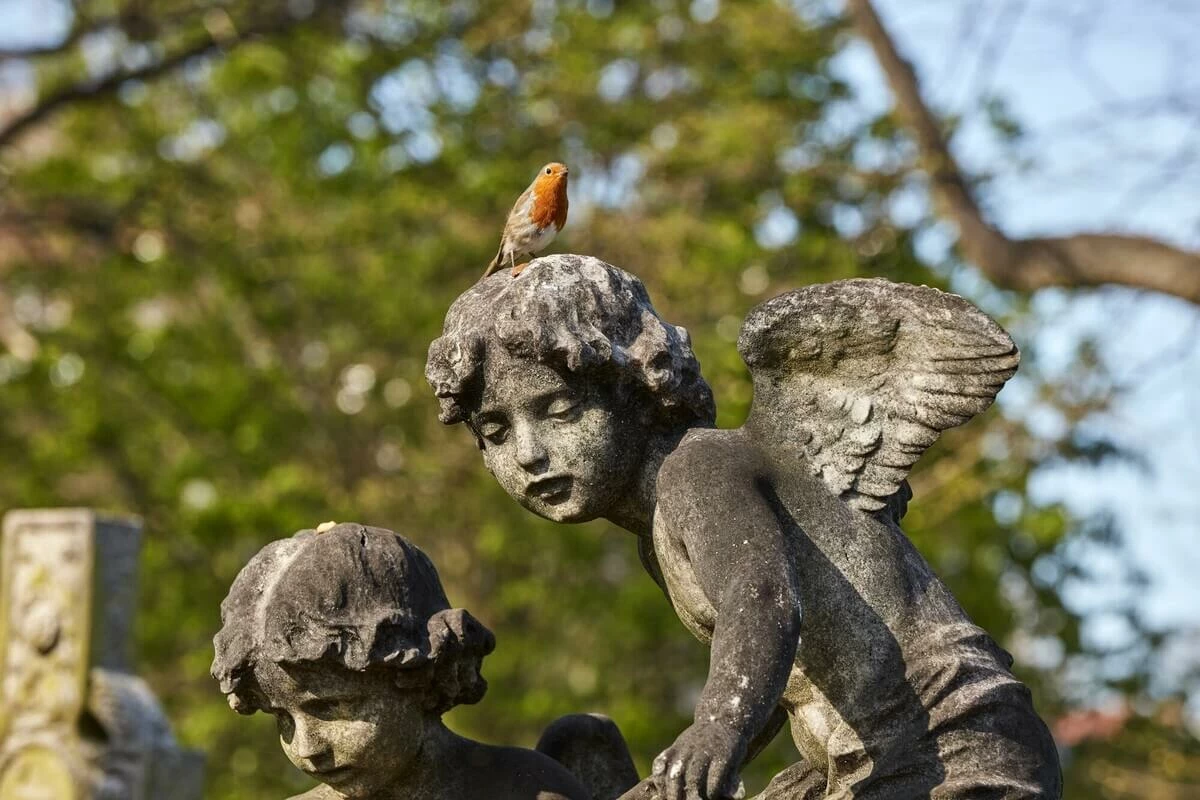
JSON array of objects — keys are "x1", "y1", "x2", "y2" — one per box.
[
  {"x1": 211, "y1": 522, "x2": 639, "y2": 800},
  {"x1": 425, "y1": 256, "x2": 1063, "y2": 799}
]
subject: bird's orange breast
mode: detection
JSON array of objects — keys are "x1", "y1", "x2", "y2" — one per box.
[{"x1": 530, "y1": 173, "x2": 568, "y2": 231}]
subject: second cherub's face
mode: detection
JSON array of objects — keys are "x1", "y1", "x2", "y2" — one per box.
[
  {"x1": 256, "y1": 661, "x2": 425, "y2": 799},
  {"x1": 471, "y1": 350, "x2": 648, "y2": 524}
]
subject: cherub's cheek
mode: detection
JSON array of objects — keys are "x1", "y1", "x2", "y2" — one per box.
[
  {"x1": 481, "y1": 446, "x2": 505, "y2": 476},
  {"x1": 565, "y1": 418, "x2": 618, "y2": 472},
  {"x1": 341, "y1": 719, "x2": 383, "y2": 757},
  {"x1": 551, "y1": 418, "x2": 601, "y2": 464},
  {"x1": 482, "y1": 451, "x2": 522, "y2": 494}
]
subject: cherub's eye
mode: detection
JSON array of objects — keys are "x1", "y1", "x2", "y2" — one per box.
[
  {"x1": 546, "y1": 397, "x2": 580, "y2": 421},
  {"x1": 303, "y1": 698, "x2": 354, "y2": 720},
  {"x1": 478, "y1": 422, "x2": 508, "y2": 445}
]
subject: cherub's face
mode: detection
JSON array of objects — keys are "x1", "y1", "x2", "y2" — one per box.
[
  {"x1": 471, "y1": 350, "x2": 647, "y2": 523},
  {"x1": 256, "y1": 661, "x2": 424, "y2": 799}
]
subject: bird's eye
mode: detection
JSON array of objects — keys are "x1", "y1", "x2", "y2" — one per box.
[{"x1": 545, "y1": 167, "x2": 552, "y2": 175}]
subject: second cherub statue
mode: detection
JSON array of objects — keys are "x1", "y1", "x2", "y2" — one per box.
[{"x1": 212, "y1": 522, "x2": 639, "y2": 800}]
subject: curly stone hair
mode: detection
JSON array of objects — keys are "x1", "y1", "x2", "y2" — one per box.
[
  {"x1": 425, "y1": 254, "x2": 715, "y2": 430},
  {"x1": 211, "y1": 523, "x2": 494, "y2": 717}
]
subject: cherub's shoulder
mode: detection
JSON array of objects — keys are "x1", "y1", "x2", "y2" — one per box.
[{"x1": 659, "y1": 428, "x2": 763, "y2": 487}]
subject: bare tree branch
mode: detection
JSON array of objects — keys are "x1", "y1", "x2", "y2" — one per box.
[
  {"x1": 938, "y1": 4, "x2": 982, "y2": 98},
  {"x1": 964, "y1": 0, "x2": 1027, "y2": 106},
  {"x1": 845, "y1": 0, "x2": 1200, "y2": 305},
  {"x1": 0, "y1": 15, "x2": 120, "y2": 60},
  {"x1": 0, "y1": 3, "x2": 213, "y2": 59},
  {"x1": 0, "y1": 3, "x2": 337, "y2": 151}
]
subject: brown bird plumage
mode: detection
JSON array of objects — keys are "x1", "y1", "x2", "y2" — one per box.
[{"x1": 481, "y1": 162, "x2": 569, "y2": 279}]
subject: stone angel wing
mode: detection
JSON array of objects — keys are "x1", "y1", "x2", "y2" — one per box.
[{"x1": 737, "y1": 278, "x2": 1019, "y2": 514}]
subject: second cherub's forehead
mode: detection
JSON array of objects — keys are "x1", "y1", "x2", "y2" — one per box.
[
  {"x1": 257, "y1": 661, "x2": 368, "y2": 706},
  {"x1": 255, "y1": 661, "x2": 324, "y2": 706}
]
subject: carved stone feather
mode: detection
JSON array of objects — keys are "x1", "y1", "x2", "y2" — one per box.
[{"x1": 738, "y1": 278, "x2": 1019, "y2": 512}]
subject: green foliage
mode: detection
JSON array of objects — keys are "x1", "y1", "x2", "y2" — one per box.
[
  {"x1": 1061, "y1": 701, "x2": 1200, "y2": 798},
  {"x1": 0, "y1": 1, "x2": 1161, "y2": 796}
]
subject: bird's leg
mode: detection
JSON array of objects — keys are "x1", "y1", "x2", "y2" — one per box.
[{"x1": 510, "y1": 250, "x2": 529, "y2": 277}]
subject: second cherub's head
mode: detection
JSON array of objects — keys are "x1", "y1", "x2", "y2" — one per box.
[
  {"x1": 211, "y1": 523, "x2": 494, "y2": 799},
  {"x1": 425, "y1": 255, "x2": 715, "y2": 524}
]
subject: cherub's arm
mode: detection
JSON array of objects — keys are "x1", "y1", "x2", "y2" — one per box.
[{"x1": 651, "y1": 434, "x2": 801, "y2": 800}]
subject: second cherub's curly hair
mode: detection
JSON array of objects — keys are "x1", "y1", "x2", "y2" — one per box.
[
  {"x1": 425, "y1": 255, "x2": 715, "y2": 429},
  {"x1": 211, "y1": 523, "x2": 494, "y2": 717}
]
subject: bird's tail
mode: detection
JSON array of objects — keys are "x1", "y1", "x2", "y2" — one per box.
[{"x1": 480, "y1": 246, "x2": 505, "y2": 279}]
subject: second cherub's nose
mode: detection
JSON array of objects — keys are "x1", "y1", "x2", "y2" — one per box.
[{"x1": 290, "y1": 717, "x2": 334, "y2": 764}]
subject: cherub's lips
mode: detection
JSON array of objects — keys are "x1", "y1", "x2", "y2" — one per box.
[
  {"x1": 308, "y1": 763, "x2": 355, "y2": 783},
  {"x1": 527, "y1": 475, "x2": 572, "y2": 504}
]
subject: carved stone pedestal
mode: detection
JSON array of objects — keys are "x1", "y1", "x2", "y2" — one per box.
[{"x1": 0, "y1": 509, "x2": 203, "y2": 800}]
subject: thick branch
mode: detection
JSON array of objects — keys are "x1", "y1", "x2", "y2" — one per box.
[
  {"x1": 0, "y1": 4, "x2": 334, "y2": 150},
  {"x1": 0, "y1": 3, "x2": 254, "y2": 60},
  {"x1": 0, "y1": 16, "x2": 119, "y2": 59},
  {"x1": 845, "y1": 0, "x2": 1200, "y2": 304}
]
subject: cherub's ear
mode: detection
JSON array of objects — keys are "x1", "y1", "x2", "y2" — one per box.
[
  {"x1": 391, "y1": 667, "x2": 429, "y2": 691},
  {"x1": 609, "y1": 378, "x2": 654, "y2": 426},
  {"x1": 426, "y1": 608, "x2": 495, "y2": 660}
]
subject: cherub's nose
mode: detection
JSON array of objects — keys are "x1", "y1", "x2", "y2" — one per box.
[
  {"x1": 291, "y1": 718, "x2": 332, "y2": 762},
  {"x1": 514, "y1": 424, "x2": 549, "y2": 473}
]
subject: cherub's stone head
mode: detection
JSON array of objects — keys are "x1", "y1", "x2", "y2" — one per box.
[
  {"x1": 425, "y1": 255, "x2": 714, "y2": 523},
  {"x1": 211, "y1": 523, "x2": 494, "y2": 798}
]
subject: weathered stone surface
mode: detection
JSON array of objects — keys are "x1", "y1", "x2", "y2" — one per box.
[
  {"x1": 212, "y1": 523, "x2": 639, "y2": 800},
  {"x1": 0, "y1": 509, "x2": 203, "y2": 800},
  {"x1": 426, "y1": 255, "x2": 1062, "y2": 799},
  {"x1": 738, "y1": 278, "x2": 1019, "y2": 513},
  {"x1": 537, "y1": 714, "x2": 640, "y2": 800}
]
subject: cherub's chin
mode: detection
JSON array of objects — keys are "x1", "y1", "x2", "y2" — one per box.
[
  {"x1": 310, "y1": 765, "x2": 369, "y2": 796},
  {"x1": 524, "y1": 496, "x2": 595, "y2": 524}
]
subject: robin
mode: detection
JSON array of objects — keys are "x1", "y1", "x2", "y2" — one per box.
[{"x1": 481, "y1": 162, "x2": 569, "y2": 279}]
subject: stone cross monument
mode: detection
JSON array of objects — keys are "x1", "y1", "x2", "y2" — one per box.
[{"x1": 0, "y1": 509, "x2": 203, "y2": 800}]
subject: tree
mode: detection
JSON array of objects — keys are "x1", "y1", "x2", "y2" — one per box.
[
  {"x1": 846, "y1": 0, "x2": 1200, "y2": 304},
  {"x1": 0, "y1": 2, "x2": 1175, "y2": 797}
]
